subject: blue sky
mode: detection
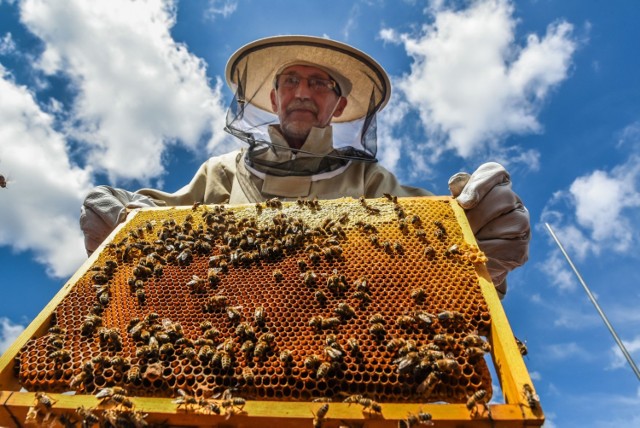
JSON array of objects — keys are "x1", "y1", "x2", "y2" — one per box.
[{"x1": 1, "y1": 0, "x2": 639, "y2": 426}]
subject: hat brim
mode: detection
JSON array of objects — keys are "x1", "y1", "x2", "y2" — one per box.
[{"x1": 225, "y1": 35, "x2": 391, "y2": 123}]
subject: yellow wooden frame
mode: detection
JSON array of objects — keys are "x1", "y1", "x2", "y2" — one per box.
[{"x1": 0, "y1": 197, "x2": 544, "y2": 427}]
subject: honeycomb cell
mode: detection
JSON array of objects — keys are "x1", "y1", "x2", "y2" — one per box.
[{"x1": 15, "y1": 197, "x2": 494, "y2": 404}]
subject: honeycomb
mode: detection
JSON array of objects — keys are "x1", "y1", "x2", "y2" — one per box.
[{"x1": 15, "y1": 196, "x2": 493, "y2": 405}]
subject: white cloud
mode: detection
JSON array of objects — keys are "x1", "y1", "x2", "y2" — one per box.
[
  {"x1": 0, "y1": 33, "x2": 16, "y2": 55},
  {"x1": 0, "y1": 66, "x2": 92, "y2": 277},
  {"x1": 204, "y1": 0, "x2": 238, "y2": 20},
  {"x1": 19, "y1": 0, "x2": 228, "y2": 184},
  {"x1": 540, "y1": 154, "x2": 640, "y2": 264},
  {"x1": 544, "y1": 342, "x2": 590, "y2": 361},
  {"x1": 381, "y1": 0, "x2": 576, "y2": 168},
  {"x1": 608, "y1": 335, "x2": 640, "y2": 371},
  {"x1": 0, "y1": 318, "x2": 26, "y2": 354}
]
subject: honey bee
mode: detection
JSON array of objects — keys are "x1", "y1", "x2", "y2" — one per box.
[
  {"x1": 253, "y1": 340, "x2": 269, "y2": 359},
  {"x1": 324, "y1": 346, "x2": 343, "y2": 362},
  {"x1": 204, "y1": 295, "x2": 228, "y2": 312},
  {"x1": 385, "y1": 338, "x2": 406, "y2": 354},
  {"x1": 381, "y1": 241, "x2": 392, "y2": 253},
  {"x1": 393, "y1": 241, "x2": 404, "y2": 254},
  {"x1": 321, "y1": 317, "x2": 340, "y2": 330},
  {"x1": 410, "y1": 288, "x2": 426, "y2": 303},
  {"x1": 126, "y1": 365, "x2": 142, "y2": 384},
  {"x1": 186, "y1": 275, "x2": 207, "y2": 293},
  {"x1": 297, "y1": 259, "x2": 308, "y2": 272},
  {"x1": 515, "y1": 336, "x2": 528, "y2": 356},
  {"x1": 414, "y1": 311, "x2": 434, "y2": 327},
  {"x1": 397, "y1": 219, "x2": 408, "y2": 232},
  {"x1": 235, "y1": 322, "x2": 255, "y2": 339},
  {"x1": 136, "y1": 288, "x2": 146, "y2": 303},
  {"x1": 303, "y1": 270, "x2": 317, "y2": 287},
  {"x1": 369, "y1": 234, "x2": 380, "y2": 247},
  {"x1": 95, "y1": 386, "x2": 127, "y2": 403},
  {"x1": 466, "y1": 389, "x2": 488, "y2": 414},
  {"x1": 0, "y1": 174, "x2": 7, "y2": 189},
  {"x1": 220, "y1": 350, "x2": 233, "y2": 370},
  {"x1": 369, "y1": 313, "x2": 385, "y2": 324},
  {"x1": 316, "y1": 361, "x2": 332, "y2": 379},
  {"x1": 423, "y1": 246, "x2": 436, "y2": 258},
  {"x1": 226, "y1": 306, "x2": 243, "y2": 322},
  {"x1": 369, "y1": 323, "x2": 386, "y2": 338},
  {"x1": 346, "y1": 337, "x2": 360, "y2": 356},
  {"x1": 177, "y1": 248, "x2": 193, "y2": 265},
  {"x1": 396, "y1": 315, "x2": 416, "y2": 329},
  {"x1": 199, "y1": 398, "x2": 222, "y2": 415},
  {"x1": 272, "y1": 269, "x2": 284, "y2": 281},
  {"x1": 356, "y1": 397, "x2": 382, "y2": 414},
  {"x1": 242, "y1": 366, "x2": 255, "y2": 384},
  {"x1": 353, "y1": 290, "x2": 372, "y2": 305},
  {"x1": 395, "y1": 351, "x2": 419, "y2": 374},
  {"x1": 308, "y1": 250, "x2": 321, "y2": 263},
  {"x1": 48, "y1": 349, "x2": 71, "y2": 363},
  {"x1": 111, "y1": 393, "x2": 134, "y2": 409},
  {"x1": 416, "y1": 371, "x2": 440, "y2": 395},
  {"x1": 309, "y1": 316, "x2": 323, "y2": 330},
  {"x1": 314, "y1": 290, "x2": 328, "y2": 305},
  {"x1": 433, "y1": 357, "x2": 459, "y2": 373},
  {"x1": 81, "y1": 314, "x2": 102, "y2": 335},
  {"x1": 433, "y1": 334, "x2": 455, "y2": 346},
  {"x1": 304, "y1": 354, "x2": 322, "y2": 370},
  {"x1": 445, "y1": 244, "x2": 461, "y2": 256},
  {"x1": 69, "y1": 371, "x2": 87, "y2": 390},
  {"x1": 207, "y1": 268, "x2": 221, "y2": 286},
  {"x1": 404, "y1": 411, "x2": 433, "y2": 427},
  {"x1": 523, "y1": 384, "x2": 540, "y2": 409},
  {"x1": 312, "y1": 403, "x2": 330, "y2": 428},
  {"x1": 76, "y1": 406, "x2": 99, "y2": 426},
  {"x1": 437, "y1": 310, "x2": 465, "y2": 323},
  {"x1": 173, "y1": 389, "x2": 198, "y2": 411},
  {"x1": 254, "y1": 306, "x2": 266, "y2": 324},
  {"x1": 334, "y1": 302, "x2": 355, "y2": 319},
  {"x1": 279, "y1": 349, "x2": 293, "y2": 364}
]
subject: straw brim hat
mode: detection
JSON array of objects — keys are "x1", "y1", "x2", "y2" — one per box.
[{"x1": 225, "y1": 35, "x2": 391, "y2": 123}]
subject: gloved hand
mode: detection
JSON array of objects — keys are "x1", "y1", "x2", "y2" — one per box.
[
  {"x1": 448, "y1": 162, "x2": 530, "y2": 297},
  {"x1": 80, "y1": 185, "x2": 158, "y2": 256}
]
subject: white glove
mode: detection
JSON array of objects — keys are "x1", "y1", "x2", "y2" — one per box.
[
  {"x1": 79, "y1": 185, "x2": 157, "y2": 256},
  {"x1": 448, "y1": 162, "x2": 530, "y2": 297}
]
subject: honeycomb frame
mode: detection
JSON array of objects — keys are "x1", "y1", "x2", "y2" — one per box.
[{"x1": 0, "y1": 196, "x2": 544, "y2": 427}]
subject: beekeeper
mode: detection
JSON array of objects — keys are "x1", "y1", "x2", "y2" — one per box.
[{"x1": 80, "y1": 35, "x2": 530, "y2": 297}]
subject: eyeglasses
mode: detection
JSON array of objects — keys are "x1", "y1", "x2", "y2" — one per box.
[{"x1": 275, "y1": 74, "x2": 341, "y2": 95}]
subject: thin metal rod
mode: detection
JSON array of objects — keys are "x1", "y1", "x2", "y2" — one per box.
[{"x1": 545, "y1": 222, "x2": 640, "y2": 381}]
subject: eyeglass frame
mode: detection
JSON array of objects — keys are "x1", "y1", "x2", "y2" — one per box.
[{"x1": 274, "y1": 73, "x2": 342, "y2": 96}]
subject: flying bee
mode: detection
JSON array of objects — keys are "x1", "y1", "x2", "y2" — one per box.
[{"x1": 466, "y1": 389, "x2": 488, "y2": 414}]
